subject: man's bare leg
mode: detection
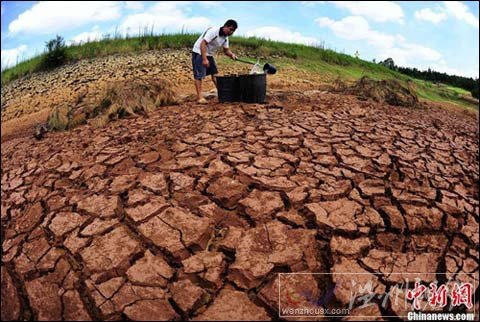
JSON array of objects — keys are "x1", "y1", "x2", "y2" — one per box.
[
  {"x1": 211, "y1": 74, "x2": 217, "y2": 88},
  {"x1": 195, "y1": 79, "x2": 203, "y2": 100}
]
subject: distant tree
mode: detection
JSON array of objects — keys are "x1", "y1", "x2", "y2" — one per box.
[
  {"x1": 379, "y1": 57, "x2": 396, "y2": 70},
  {"x1": 471, "y1": 79, "x2": 479, "y2": 99},
  {"x1": 40, "y1": 35, "x2": 67, "y2": 70},
  {"x1": 384, "y1": 59, "x2": 477, "y2": 94}
]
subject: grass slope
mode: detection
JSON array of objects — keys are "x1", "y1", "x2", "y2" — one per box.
[{"x1": 2, "y1": 32, "x2": 478, "y2": 110}]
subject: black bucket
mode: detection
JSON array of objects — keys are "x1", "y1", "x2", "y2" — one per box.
[
  {"x1": 239, "y1": 74, "x2": 266, "y2": 103},
  {"x1": 216, "y1": 75, "x2": 239, "y2": 102},
  {"x1": 263, "y1": 63, "x2": 277, "y2": 75}
]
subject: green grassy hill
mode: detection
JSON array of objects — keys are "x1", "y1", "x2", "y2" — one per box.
[{"x1": 2, "y1": 33, "x2": 478, "y2": 111}]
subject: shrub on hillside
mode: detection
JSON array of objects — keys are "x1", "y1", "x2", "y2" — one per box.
[{"x1": 40, "y1": 35, "x2": 68, "y2": 70}]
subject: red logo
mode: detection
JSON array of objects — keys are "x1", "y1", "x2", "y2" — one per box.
[
  {"x1": 451, "y1": 283, "x2": 473, "y2": 309},
  {"x1": 407, "y1": 281, "x2": 428, "y2": 310},
  {"x1": 407, "y1": 281, "x2": 474, "y2": 311},
  {"x1": 428, "y1": 283, "x2": 448, "y2": 308}
]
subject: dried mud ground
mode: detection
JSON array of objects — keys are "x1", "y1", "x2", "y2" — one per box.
[{"x1": 1, "y1": 54, "x2": 480, "y2": 320}]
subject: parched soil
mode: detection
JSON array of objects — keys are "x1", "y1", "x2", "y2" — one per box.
[
  {"x1": 1, "y1": 48, "x2": 331, "y2": 142},
  {"x1": 2, "y1": 84, "x2": 479, "y2": 320}
]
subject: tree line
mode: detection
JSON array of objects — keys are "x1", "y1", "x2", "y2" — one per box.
[{"x1": 378, "y1": 58, "x2": 479, "y2": 99}]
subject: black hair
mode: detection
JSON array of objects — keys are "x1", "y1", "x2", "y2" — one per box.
[{"x1": 224, "y1": 19, "x2": 238, "y2": 29}]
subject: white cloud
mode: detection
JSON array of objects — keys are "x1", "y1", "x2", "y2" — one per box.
[
  {"x1": 315, "y1": 16, "x2": 395, "y2": 49},
  {"x1": 119, "y1": 2, "x2": 210, "y2": 35},
  {"x1": 244, "y1": 26, "x2": 320, "y2": 46},
  {"x1": 1, "y1": 45, "x2": 28, "y2": 68},
  {"x1": 316, "y1": 15, "x2": 443, "y2": 68},
  {"x1": 396, "y1": 59, "x2": 478, "y2": 78},
  {"x1": 124, "y1": 1, "x2": 144, "y2": 11},
  {"x1": 443, "y1": 1, "x2": 479, "y2": 28},
  {"x1": 8, "y1": 1, "x2": 123, "y2": 35},
  {"x1": 414, "y1": 8, "x2": 447, "y2": 24},
  {"x1": 428, "y1": 59, "x2": 478, "y2": 78},
  {"x1": 378, "y1": 44, "x2": 442, "y2": 67},
  {"x1": 401, "y1": 43, "x2": 442, "y2": 61},
  {"x1": 330, "y1": 1, "x2": 404, "y2": 23},
  {"x1": 414, "y1": 2, "x2": 479, "y2": 28},
  {"x1": 301, "y1": 1, "x2": 325, "y2": 6},
  {"x1": 301, "y1": 1, "x2": 404, "y2": 23},
  {"x1": 69, "y1": 26, "x2": 104, "y2": 45},
  {"x1": 316, "y1": 15, "x2": 476, "y2": 78},
  {"x1": 316, "y1": 17, "x2": 335, "y2": 27},
  {"x1": 198, "y1": 1, "x2": 222, "y2": 8}
]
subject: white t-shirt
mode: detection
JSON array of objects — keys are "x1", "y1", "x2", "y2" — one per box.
[{"x1": 192, "y1": 27, "x2": 229, "y2": 56}]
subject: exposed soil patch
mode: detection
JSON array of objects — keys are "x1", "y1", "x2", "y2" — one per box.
[
  {"x1": 47, "y1": 77, "x2": 178, "y2": 131},
  {"x1": 335, "y1": 76, "x2": 420, "y2": 108}
]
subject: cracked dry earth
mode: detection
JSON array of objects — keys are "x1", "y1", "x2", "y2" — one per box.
[{"x1": 1, "y1": 92, "x2": 479, "y2": 321}]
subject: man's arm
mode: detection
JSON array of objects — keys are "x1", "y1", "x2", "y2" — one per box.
[
  {"x1": 223, "y1": 47, "x2": 237, "y2": 60},
  {"x1": 200, "y1": 39, "x2": 210, "y2": 68},
  {"x1": 200, "y1": 40, "x2": 209, "y2": 67}
]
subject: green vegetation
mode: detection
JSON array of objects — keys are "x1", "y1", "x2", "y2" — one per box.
[
  {"x1": 40, "y1": 35, "x2": 68, "y2": 70},
  {"x1": 445, "y1": 85, "x2": 471, "y2": 96},
  {"x1": 1, "y1": 31, "x2": 199, "y2": 84},
  {"x1": 1, "y1": 55, "x2": 44, "y2": 85},
  {"x1": 413, "y1": 80, "x2": 478, "y2": 111},
  {"x1": 261, "y1": 56, "x2": 408, "y2": 82},
  {"x1": 378, "y1": 57, "x2": 479, "y2": 99},
  {"x1": 2, "y1": 32, "x2": 478, "y2": 110}
]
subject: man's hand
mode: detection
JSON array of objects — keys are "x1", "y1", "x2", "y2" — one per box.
[
  {"x1": 224, "y1": 48, "x2": 237, "y2": 60},
  {"x1": 202, "y1": 58, "x2": 210, "y2": 68}
]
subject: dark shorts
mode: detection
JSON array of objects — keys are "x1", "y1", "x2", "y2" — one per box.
[{"x1": 192, "y1": 52, "x2": 218, "y2": 80}]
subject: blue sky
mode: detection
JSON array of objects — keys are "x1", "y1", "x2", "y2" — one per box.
[{"x1": 1, "y1": 1, "x2": 479, "y2": 78}]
